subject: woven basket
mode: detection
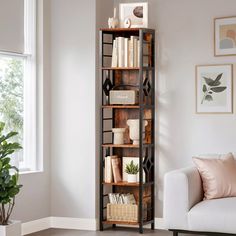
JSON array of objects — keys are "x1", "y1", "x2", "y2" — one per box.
[{"x1": 107, "y1": 203, "x2": 138, "y2": 222}]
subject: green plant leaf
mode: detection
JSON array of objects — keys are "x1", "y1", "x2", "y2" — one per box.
[
  {"x1": 202, "y1": 84, "x2": 207, "y2": 92},
  {"x1": 203, "y1": 77, "x2": 214, "y2": 86},
  {"x1": 210, "y1": 86, "x2": 227, "y2": 93},
  {"x1": 215, "y1": 73, "x2": 223, "y2": 83},
  {"x1": 205, "y1": 95, "x2": 213, "y2": 101}
]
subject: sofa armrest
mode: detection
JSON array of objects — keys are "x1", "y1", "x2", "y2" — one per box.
[{"x1": 164, "y1": 167, "x2": 203, "y2": 230}]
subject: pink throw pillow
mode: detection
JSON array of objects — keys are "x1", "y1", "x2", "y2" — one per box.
[{"x1": 193, "y1": 153, "x2": 236, "y2": 200}]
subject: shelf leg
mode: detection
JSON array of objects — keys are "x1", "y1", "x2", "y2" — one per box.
[
  {"x1": 151, "y1": 222, "x2": 155, "y2": 230},
  {"x1": 139, "y1": 225, "x2": 143, "y2": 234},
  {"x1": 173, "y1": 231, "x2": 178, "y2": 236},
  {"x1": 100, "y1": 222, "x2": 103, "y2": 231},
  {"x1": 112, "y1": 224, "x2": 116, "y2": 228}
]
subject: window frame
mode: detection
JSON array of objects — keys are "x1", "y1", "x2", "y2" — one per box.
[{"x1": 0, "y1": 0, "x2": 38, "y2": 172}]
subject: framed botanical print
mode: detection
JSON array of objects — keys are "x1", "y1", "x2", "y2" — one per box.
[
  {"x1": 215, "y1": 16, "x2": 236, "y2": 56},
  {"x1": 196, "y1": 64, "x2": 233, "y2": 114}
]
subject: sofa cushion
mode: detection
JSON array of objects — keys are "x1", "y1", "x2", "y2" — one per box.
[
  {"x1": 188, "y1": 197, "x2": 236, "y2": 234},
  {"x1": 193, "y1": 153, "x2": 236, "y2": 200}
]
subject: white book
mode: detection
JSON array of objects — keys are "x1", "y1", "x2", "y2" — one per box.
[
  {"x1": 105, "y1": 156, "x2": 113, "y2": 183},
  {"x1": 137, "y1": 40, "x2": 140, "y2": 67},
  {"x1": 118, "y1": 37, "x2": 124, "y2": 67},
  {"x1": 133, "y1": 38, "x2": 138, "y2": 67},
  {"x1": 129, "y1": 37, "x2": 134, "y2": 67},
  {"x1": 111, "y1": 39, "x2": 118, "y2": 67},
  {"x1": 124, "y1": 38, "x2": 129, "y2": 67}
]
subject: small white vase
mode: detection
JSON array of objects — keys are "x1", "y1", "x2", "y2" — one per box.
[
  {"x1": 127, "y1": 174, "x2": 137, "y2": 183},
  {"x1": 127, "y1": 119, "x2": 148, "y2": 145},
  {"x1": 108, "y1": 8, "x2": 119, "y2": 29},
  {"x1": 112, "y1": 128, "x2": 126, "y2": 145},
  {"x1": 0, "y1": 221, "x2": 21, "y2": 236}
]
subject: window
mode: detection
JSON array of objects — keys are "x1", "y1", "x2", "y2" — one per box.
[{"x1": 0, "y1": 0, "x2": 37, "y2": 172}]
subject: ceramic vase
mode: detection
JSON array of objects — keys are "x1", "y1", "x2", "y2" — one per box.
[
  {"x1": 108, "y1": 8, "x2": 119, "y2": 29},
  {"x1": 127, "y1": 119, "x2": 148, "y2": 145},
  {"x1": 127, "y1": 174, "x2": 137, "y2": 183},
  {"x1": 112, "y1": 128, "x2": 126, "y2": 145}
]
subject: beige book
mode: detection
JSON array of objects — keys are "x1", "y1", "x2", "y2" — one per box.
[
  {"x1": 105, "y1": 156, "x2": 113, "y2": 183},
  {"x1": 118, "y1": 37, "x2": 124, "y2": 67},
  {"x1": 124, "y1": 38, "x2": 129, "y2": 67},
  {"x1": 111, "y1": 157, "x2": 122, "y2": 183}
]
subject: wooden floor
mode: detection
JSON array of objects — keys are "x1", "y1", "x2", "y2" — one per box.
[
  {"x1": 28, "y1": 228, "x2": 173, "y2": 236},
  {"x1": 27, "y1": 228, "x2": 198, "y2": 236}
]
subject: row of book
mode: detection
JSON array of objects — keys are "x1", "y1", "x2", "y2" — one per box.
[
  {"x1": 111, "y1": 36, "x2": 149, "y2": 68},
  {"x1": 104, "y1": 156, "x2": 146, "y2": 183},
  {"x1": 108, "y1": 193, "x2": 136, "y2": 205}
]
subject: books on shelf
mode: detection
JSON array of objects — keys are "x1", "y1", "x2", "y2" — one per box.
[
  {"x1": 108, "y1": 193, "x2": 136, "y2": 205},
  {"x1": 111, "y1": 36, "x2": 148, "y2": 68},
  {"x1": 104, "y1": 156, "x2": 122, "y2": 183}
]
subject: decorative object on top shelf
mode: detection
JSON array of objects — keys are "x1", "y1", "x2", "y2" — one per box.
[
  {"x1": 214, "y1": 16, "x2": 236, "y2": 56},
  {"x1": 112, "y1": 128, "x2": 126, "y2": 145},
  {"x1": 127, "y1": 119, "x2": 148, "y2": 145},
  {"x1": 0, "y1": 122, "x2": 23, "y2": 236},
  {"x1": 125, "y1": 160, "x2": 139, "y2": 183},
  {"x1": 108, "y1": 8, "x2": 119, "y2": 29},
  {"x1": 196, "y1": 64, "x2": 233, "y2": 114},
  {"x1": 119, "y1": 2, "x2": 148, "y2": 28},
  {"x1": 124, "y1": 18, "x2": 131, "y2": 28}
]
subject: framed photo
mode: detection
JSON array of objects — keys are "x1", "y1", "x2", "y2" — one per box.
[
  {"x1": 196, "y1": 64, "x2": 233, "y2": 114},
  {"x1": 119, "y1": 2, "x2": 148, "y2": 28},
  {"x1": 215, "y1": 16, "x2": 236, "y2": 56}
]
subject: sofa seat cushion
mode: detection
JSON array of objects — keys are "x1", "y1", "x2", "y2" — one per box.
[{"x1": 188, "y1": 197, "x2": 236, "y2": 234}]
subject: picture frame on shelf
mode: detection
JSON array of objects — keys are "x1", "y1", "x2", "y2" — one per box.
[
  {"x1": 119, "y1": 2, "x2": 148, "y2": 28},
  {"x1": 214, "y1": 16, "x2": 236, "y2": 56},
  {"x1": 195, "y1": 64, "x2": 233, "y2": 114}
]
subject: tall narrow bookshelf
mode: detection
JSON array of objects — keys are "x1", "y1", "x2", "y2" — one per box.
[{"x1": 99, "y1": 28, "x2": 155, "y2": 234}]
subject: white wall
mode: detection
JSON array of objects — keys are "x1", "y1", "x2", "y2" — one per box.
[
  {"x1": 50, "y1": 0, "x2": 97, "y2": 219},
  {"x1": 115, "y1": 0, "x2": 236, "y2": 217}
]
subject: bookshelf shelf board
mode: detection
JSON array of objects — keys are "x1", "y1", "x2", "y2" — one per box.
[
  {"x1": 102, "y1": 105, "x2": 140, "y2": 109},
  {"x1": 102, "y1": 143, "x2": 153, "y2": 148},
  {"x1": 101, "y1": 67, "x2": 154, "y2": 71},
  {"x1": 100, "y1": 28, "x2": 142, "y2": 32},
  {"x1": 102, "y1": 67, "x2": 139, "y2": 70},
  {"x1": 103, "y1": 181, "x2": 154, "y2": 187},
  {"x1": 103, "y1": 181, "x2": 140, "y2": 186},
  {"x1": 103, "y1": 220, "x2": 139, "y2": 225},
  {"x1": 102, "y1": 144, "x2": 139, "y2": 148}
]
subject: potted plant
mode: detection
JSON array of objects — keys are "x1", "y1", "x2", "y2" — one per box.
[
  {"x1": 0, "y1": 122, "x2": 22, "y2": 236},
  {"x1": 125, "y1": 160, "x2": 139, "y2": 183}
]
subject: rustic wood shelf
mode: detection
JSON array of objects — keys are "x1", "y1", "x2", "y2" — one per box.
[
  {"x1": 102, "y1": 105, "x2": 140, "y2": 109},
  {"x1": 103, "y1": 181, "x2": 140, "y2": 186},
  {"x1": 103, "y1": 220, "x2": 139, "y2": 225},
  {"x1": 103, "y1": 181, "x2": 154, "y2": 187},
  {"x1": 102, "y1": 143, "x2": 153, "y2": 148}
]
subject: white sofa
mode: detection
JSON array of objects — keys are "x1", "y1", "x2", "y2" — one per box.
[{"x1": 164, "y1": 167, "x2": 236, "y2": 236}]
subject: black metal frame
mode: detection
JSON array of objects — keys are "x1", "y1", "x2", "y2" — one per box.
[
  {"x1": 99, "y1": 28, "x2": 156, "y2": 234},
  {"x1": 170, "y1": 230, "x2": 236, "y2": 236}
]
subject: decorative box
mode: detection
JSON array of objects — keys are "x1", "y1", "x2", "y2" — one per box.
[{"x1": 109, "y1": 90, "x2": 138, "y2": 105}]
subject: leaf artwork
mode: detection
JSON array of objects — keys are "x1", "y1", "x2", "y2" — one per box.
[{"x1": 201, "y1": 73, "x2": 227, "y2": 104}]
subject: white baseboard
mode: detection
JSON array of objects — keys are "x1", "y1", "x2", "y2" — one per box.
[
  {"x1": 50, "y1": 217, "x2": 97, "y2": 231},
  {"x1": 22, "y1": 217, "x2": 51, "y2": 235},
  {"x1": 22, "y1": 217, "x2": 165, "y2": 235}
]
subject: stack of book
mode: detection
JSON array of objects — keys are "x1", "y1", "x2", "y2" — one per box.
[
  {"x1": 108, "y1": 193, "x2": 136, "y2": 205},
  {"x1": 111, "y1": 36, "x2": 143, "y2": 68},
  {"x1": 104, "y1": 155, "x2": 122, "y2": 183}
]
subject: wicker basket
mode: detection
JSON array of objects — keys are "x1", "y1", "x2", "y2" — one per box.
[{"x1": 107, "y1": 203, "x2": 138, "y2": 222}]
